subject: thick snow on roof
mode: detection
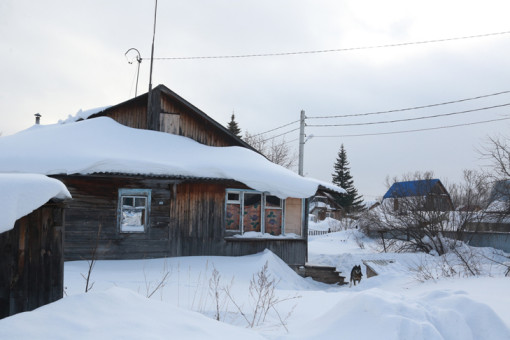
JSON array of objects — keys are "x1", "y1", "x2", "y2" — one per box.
[
  {"x1": 0, "y1": 174, "x2": 71, "y2": 233},
  {"x1": 0, "y1": 117, "x2": 344, "y2": 199},
  {"x1": 58, "y1": 106, "x2": 111, "y2": 124}
]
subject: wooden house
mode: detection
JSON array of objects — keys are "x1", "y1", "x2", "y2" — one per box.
[
  {"x1": 309, "y1": 191, "x2": 344, "y2": 221},
  {"x1": 82, "y1": 84, "x2": 257, "y2": 150},
  {"x1": 0, "y1": 174, "x2": 70, "y2": 319},
  {"x1": 383, "y1": 179, "x2": 453, "y2": 212},
  {"x1": 0, "y1": 86, "x2": 343, "y2": 268}
]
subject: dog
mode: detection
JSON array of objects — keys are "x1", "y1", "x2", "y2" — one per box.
[{"x1": 349, "y1": 265, "x2": 363, "y2": 287}]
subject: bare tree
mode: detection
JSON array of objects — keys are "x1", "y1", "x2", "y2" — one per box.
[
  {"x1": 481, "y1": 134, "x2": 510, "y2": 179},
  {"x1": 244, "y1": 131, "x2": 297, "y2": 170},
  {"x1": 360, "y1": 171, "x2": 491, "y2": 255},
  {"x1": 479, "y1": 134, "x2": 510, "y2": 216}
]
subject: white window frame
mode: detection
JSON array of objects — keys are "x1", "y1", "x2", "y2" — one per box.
[
  {"x1": 118, "y1": 189, "x2": 151, "y2": 233},
  {"x1": 225, "y1": 189, "x2": 285, "y2": 235}
]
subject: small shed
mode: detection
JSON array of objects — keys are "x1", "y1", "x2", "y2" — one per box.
[{"x1": 0, "y1": 174, "x2": 70, "y2": 319}]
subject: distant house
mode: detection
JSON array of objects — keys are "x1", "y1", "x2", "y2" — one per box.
[
  {"x1": 0, "y1": 86, "x2": 344, "y2": 268},
  {"x1": 486, "y1": 180, "x2": 510, "y2": 213},
  {"x1": 309, "y1": 192, "x2": 344, "y2": 221},
  {"x1": 464, "y1": 180, "x2": 510, "y2": 234},
  {"x1": 0, "y1": 174, "x2": 70, "y2": 319},
  {"x1": 383, "y1": 179, "x2": 453, "y2": 212}
]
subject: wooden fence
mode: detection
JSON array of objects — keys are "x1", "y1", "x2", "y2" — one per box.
[{"x1": 308, "y1": 229, "x2": 331, "y2": 236}]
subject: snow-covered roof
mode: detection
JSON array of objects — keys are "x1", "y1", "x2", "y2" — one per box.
[
  {"x1": 486, "y1": 199, "x2": 510, "y2": 213},
  {"x1": 58, "y1": 106, "x2": 111, "y2": 124},
  {"x1": 0, "y1": 117, "x2": 344, "y2": 199},
  {"x1": 0, "y1": 174, "x2": 71, "y2": 233}
]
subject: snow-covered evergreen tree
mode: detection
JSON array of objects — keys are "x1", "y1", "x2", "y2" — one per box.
[
  {"x1": 331, "y1": 144, "x2": 364, "y2": 212},
  {"x1": 227, "y1": 113, "x2": 242, "y2": 138}
]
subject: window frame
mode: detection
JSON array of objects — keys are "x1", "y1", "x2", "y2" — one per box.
[
  {"x1": 117, "y1": 188, "x2": 151, "y2": 233},
  {"x1": 224, "y1": 189, "x2": 287, "y2": 236}
]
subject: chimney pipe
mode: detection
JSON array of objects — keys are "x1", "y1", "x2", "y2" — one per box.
[{"x1": 34, "y1": 113, "x2": 41, "y2": 125}]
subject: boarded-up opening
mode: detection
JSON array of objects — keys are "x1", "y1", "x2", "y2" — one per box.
[
  {"x1": 285, "y1": 198, "x2": 303, "y2": 236},
  {"x1": 160, "y1": 113, "x2": 180, "y2": 134}
]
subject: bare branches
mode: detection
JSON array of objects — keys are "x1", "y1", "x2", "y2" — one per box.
[
  {"x1": 480, "y1": 135, "x2": 510, "y2": 179},
  {"x1": 223, "y1": 261, "x2": 300, "y2": 330},
  {"x1": 208, "y1": 267, "x2": 232, "y2": 321},
  {"x1": 81, "y1": 224, "x2": 102, "y2": 293},
  {"x1": 144, "y1": 261, "x2": 171, "y2": 299},
  {"x1": 361, "y1": 170, "x2": 497, "y2": 256},
  {"x1": 244, "y1": 131, "x2": 297, "y2": 169}
]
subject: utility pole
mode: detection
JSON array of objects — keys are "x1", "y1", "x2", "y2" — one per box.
[
  {"x1": 147, "y1": 0, "x2": 158, "y2": 127},
  {"x1": 298, "y1": 110, "x2": 306, "y2": 176}
]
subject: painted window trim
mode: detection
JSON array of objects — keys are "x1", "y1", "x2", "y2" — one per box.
[
  {"x1": 117, "y1": 188, "x2": 152, "y2": 233},
  {"x1": 225, "y1": 189, "x2": 289, "y2": 236}
]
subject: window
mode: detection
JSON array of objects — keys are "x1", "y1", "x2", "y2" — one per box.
[
  {"x1": 265, "y1": 195, "x2": 283, "y2": 236},
  {"x1": 118, "y1": 189, "x2": 151, "y2": 233},
  {"x1": 243, "y1": 193, "x2": 262, "y2": 232},
  {"x1": 225, "y1": 191, "x2": 241, "y2": 231},
  {"x1": 225, "y1": 190, "x2": 286, "y2": 236}
]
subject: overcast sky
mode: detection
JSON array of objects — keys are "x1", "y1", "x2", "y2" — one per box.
[{"x1": 2, "y1": 0, "x2": 510, "y2": 200}]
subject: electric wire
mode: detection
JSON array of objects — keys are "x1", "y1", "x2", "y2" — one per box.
[
  {"x1": 251, "y1": 119, "x2": 300, "y2": 137},
  {"x1": 307, "y1": 103, "x2": 510, "y2": 127},
  {"x1": 259, "y1": 127, "x2": 300, "y2": 142},
  {"x1": 310, "y1": 117, "x2": 510, "y2": 138},
  {"x1": 307, "y1": 90, "x2": 510, "y2": 119},
  {"x1": 146, "y1": 30, "x2": 510, "y2": 60}
]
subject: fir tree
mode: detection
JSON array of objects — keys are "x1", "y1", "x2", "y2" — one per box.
[
  {"x1": 227, "y1": 113, "x2": 242, "y2": 138},
  {"x1": 331, "y1": 144, "x2": 364, "y2": 212}
]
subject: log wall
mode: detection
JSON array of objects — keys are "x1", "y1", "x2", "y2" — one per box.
[
  {"x1": 57, "y1": 175, "x2": 307, "y2": 266},
  {"x1": 160, "y1": 93, "x2": 239, "y2": 147},
  {"x1": 98, "y1": 97, "x2": 148, "y2": 130},
  {"x1": 0, "y1": 202, "x2": 65, "y2": 319}
]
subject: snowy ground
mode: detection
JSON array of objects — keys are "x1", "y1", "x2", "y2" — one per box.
[{"x1": 1, "y1": 221, "x2": 510, "y2": 339}]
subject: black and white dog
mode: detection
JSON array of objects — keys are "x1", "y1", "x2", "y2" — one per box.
[{"x1": 349, "y1": 265, "x2": 363, "y2": 287}]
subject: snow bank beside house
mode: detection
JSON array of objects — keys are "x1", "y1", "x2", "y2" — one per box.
[
  {"x1": 0, "y1": 117, "x2": 343, "y2": 199},
  {"x1": 0, "y1": 174, "x2": 71, "y2": 233},
  {"x1": 0, "y1": 287, "x2": 265, "y2": 340},
  {"x1": 0, "y1": 245, "x2": 509, "y2": 339}
]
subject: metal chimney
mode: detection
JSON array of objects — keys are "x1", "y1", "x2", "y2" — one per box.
[{"x1": 34, "y1": 113, "x2": 41, "y2": 125}]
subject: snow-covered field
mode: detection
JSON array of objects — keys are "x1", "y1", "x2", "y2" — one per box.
[{"x1": 1, "y1": 222, "x2": 509, "y2": 339}]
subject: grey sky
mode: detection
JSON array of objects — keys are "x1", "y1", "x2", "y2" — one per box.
[{"x1": 2, "y1": 0, "x2": 510, "y2": 200}]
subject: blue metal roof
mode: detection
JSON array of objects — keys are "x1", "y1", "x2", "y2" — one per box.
[{"x1": 383, "y1": 179, "x2": 440, "y2": 199}]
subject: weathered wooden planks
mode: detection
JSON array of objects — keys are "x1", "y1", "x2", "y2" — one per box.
[
  {"x1": 55, "y1": 174, "x2": 308, "y2": 266},
  {"x1": 0, "y1": 202, "x2": 65, "y2": 319}
]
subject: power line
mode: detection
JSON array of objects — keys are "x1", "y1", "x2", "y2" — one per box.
[
  {"x1": 260, "y1": 127, "x2": 300, "y2": 142},
  {"x1": 251, "y1": 119, "x2": 300, "y2": 137},
  {"x1": 307, "y1": 90, "x2": 510, "y2": 119},
  {"x1": 284, "y1": 138, "x2": 299, "y2": 145},
  {"x1": 147, "y1": 30, "x2": 510, "y2": 61},
  {"x1": 310, "y1": 117, "x2": 510, "y2": 138},
  {"x1": 307, "y1": 103, "x2": 510, "y2": 127},
  {"x1": 251, "y1": 90, "x2": 510, "y2": 139}
]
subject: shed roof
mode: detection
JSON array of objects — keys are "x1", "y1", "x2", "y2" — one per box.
[{"x1": 383, "y1": 179, "x2": 441, "y2": 199}]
